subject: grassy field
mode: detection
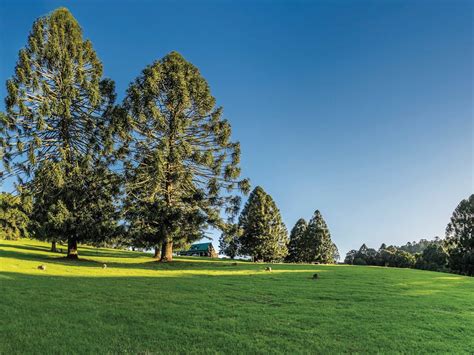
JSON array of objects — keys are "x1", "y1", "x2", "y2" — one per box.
[{"x1": 1, "y1": 239, "x2": 473, "y2": 354}]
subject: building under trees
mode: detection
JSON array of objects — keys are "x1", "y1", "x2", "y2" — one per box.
[{"x1": 178, "y1": 242, "x2": 218, "y2": 258}]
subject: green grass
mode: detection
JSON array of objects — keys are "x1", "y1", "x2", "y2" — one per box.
[{"x1": 1, "y1": 239, "x2": 473, "y2": 354}]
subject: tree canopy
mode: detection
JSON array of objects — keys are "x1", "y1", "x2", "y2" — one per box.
[
  {"x1": 445, "y1": 194, "x2": 474, "y2": 276},
  {"x1": 285, "y1": 218, "x2": 307, "y2": 263},
  {"x1": 300, "y1": 210, "x2": 336, "y2": 263},
  {"x1": 238, "y1": 186, "x2": 288, "y2": 262}
]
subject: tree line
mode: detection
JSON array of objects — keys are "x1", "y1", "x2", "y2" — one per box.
[
  {"x1": 0, "y1": 8, "x2": 339, "y2": 264},
  {"x1": 218, "y1": 186, "x2": 339, "y2": 262},
  {"x1": 344, "y1": 194, "x2": 474, "y2": 276}
]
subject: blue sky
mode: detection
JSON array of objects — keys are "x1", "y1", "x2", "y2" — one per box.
[{"x1": 1, "y1": 0, "x2": 472, "y2": 257}]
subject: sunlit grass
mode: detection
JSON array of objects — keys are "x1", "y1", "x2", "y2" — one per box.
[{"x1": 1, "y1": 239, "x2": 473, "y2": 354}]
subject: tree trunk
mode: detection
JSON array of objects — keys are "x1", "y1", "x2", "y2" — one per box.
[
  {"x1": 67, "y1": 238, "x2": 78, "y2": 259},
  {"x1": 160, "y1": 240, "x2": 173, "y2": 262},
  {"x1": 153, "y1": 245, "x2": 161, "y2": 259},
  {"x1": 51, "y1": 241, "x2": 57, "y2": 252}
]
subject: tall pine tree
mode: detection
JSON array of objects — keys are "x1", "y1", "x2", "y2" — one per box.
[
  {"x1": 445, "y1": 194, "x2": 474, "y2": 276},
  {"x1": 285, "y1": 218, "x2": 307, "y2": 262},
  {"x1": 239, "y1": 186, "x2": 288, "y2": 262},
  {"x1": 301, "y1": 210, "x2": 336, "y2": 263},
  {"x1": 123, "y1": 52, "x2": 249, "y2": 261},
  {"x1": 1, "y1": 8, "x2": 121, "y2": 258}
]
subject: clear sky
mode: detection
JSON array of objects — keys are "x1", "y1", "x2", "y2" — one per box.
[{"x1": 1, "y1": 0, "x2": 472, "y2": 258}]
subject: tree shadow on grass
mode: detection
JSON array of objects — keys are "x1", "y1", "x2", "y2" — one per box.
[
  {"x1": 0, "y1": 243, "x2": 53, "y2": 253},
  {"x1": 0, "y1": 247, "x2": 258, "y2": 272},
  {"x1": 0, "y1": 242, "x2": 148, "y2": 259},
  {"x1": 72, "y1": 245, "x2": 149, "y2": 259},
  {"x1": 0, "y1": 242, "x2": 326, "y2": 274}
]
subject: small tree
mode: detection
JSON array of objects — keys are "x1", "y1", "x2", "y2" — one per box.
[
  {"x1": 331, "y1": 242, "x2": 340, "y2": 263},
  {"x1": 415, "y1": 244, "x2": 448, "y2": 271},
  {"x1": 344, "y1": 249, "x2": 357, "y2": 264},
  {"x1": 445, "y1": 194, "x2": 474, "y2": 276},
  {"x1": 285, "y1": 218, "x2": 307, "y2": 263},
  {"x1": 392, "y1": 250, "x2": 415, "y2": 268},
  {"x1": 301, "y1": 210, "x2": 336, "y2": 263},
  {"x1": 0, "y1": 192, "x2": 31, "y2": 240},
  {"x1": 379, "y1": 245, "x2": 397, "y2": 266},
  {"x1": 239, "y1": 186, "x2": 288, "y2": 262},
  {"x1": 29, "y1": 160, "x2": 121, "y2": 256}
]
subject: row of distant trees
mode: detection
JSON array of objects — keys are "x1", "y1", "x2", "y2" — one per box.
[
  {"x1": 219, "y1": 186, "x2": 339, "y2": 263},
  {"x1": 344, "y1": 194, "x2": 474, "y2": 276},
  {"x1": 0, "y1": 8, "x2": 249, "y2": 261}
]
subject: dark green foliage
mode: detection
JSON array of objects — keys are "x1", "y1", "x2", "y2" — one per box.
[
  {"x1": 123, "y1": 52, "x2": 249, "y2": 261},
  {"x1": 345, "y1": 235, "x2": 458, "y2": 271},
  {"x1": 390, "y1": 250, "x2": 416, "y2": 268},
  {"x1": 445, "y1": 194, "x2": 474, "y2": 276},
  {"x1": 300, "y1": 210, "x2": 336, "y2": 263},
  {"x1": 0, "y1": 192, "x2": 31, "y2": 240},
  {"x1": 398, "y1": 238, "x2": 443, "y2": 254},
  {"x1": 344, "y1": 249, "x2": 357, "y2": 264},
  {"x1": 353, "y1": 257, "x2": 367, "y2": 266},
  {"x1": 346, "y1": 244, "x2": 415, "y2": 268},
  {"x1": 239, "y1": 186, "x2": 288, "y2": 262},
  {"x1": 378, "y1": 245, "x2": 398, "y2": 266},
  {"x1": 219, "y1": 223, "x2": 241, "y2": 259},
  {"x1": 414, "y1": 244, "x2": 449, "y2": 272},
  {"x1": 1, "y1": 8, "x2": 121, "y2": 258},
  {"x1": 354, "y1": 244, "x2": 378, "y2": 265},
  {"x1": 2, "y1": 8, "x2": 117, "y2": 176},
  {"x1": 28, "y1": 160, "x2": 121, "y2": 256},
  {"x1": 285, "y1": 218, "x2": 307, "y2": 262}
]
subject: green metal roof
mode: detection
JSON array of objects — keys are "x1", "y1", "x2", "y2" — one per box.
[{"x1": 187, "y1": 243, "x2": 212, "y2": 252}]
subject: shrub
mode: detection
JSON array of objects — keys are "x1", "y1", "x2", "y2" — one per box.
[{"x1": 353, "y1": 257, "x2": 367, "y2": 266}]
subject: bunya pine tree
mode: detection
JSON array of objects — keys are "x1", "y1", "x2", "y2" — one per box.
[
  {"x1": 1, "y1": 8, "x2": 122, "y2": 258},
  {"x1": 123, "y1": 52, "x2": 249, "y2": 261},
  {"x1": 285, "y1": 218, "x2": 307, "y2": 262},
  {"x1": 445, "y1": 194, "x2": 474, "y2": 276},
  {"x1": 301, "y1": 210, "x2": 336, "y2": 263},
  {"x1": 239, "y1": 186, "x2": 288, "y2": 262}
]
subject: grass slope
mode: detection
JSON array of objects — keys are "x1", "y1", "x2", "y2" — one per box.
[{"x1": 1, "y1": 239, "x2": 473, "y2": 354}]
